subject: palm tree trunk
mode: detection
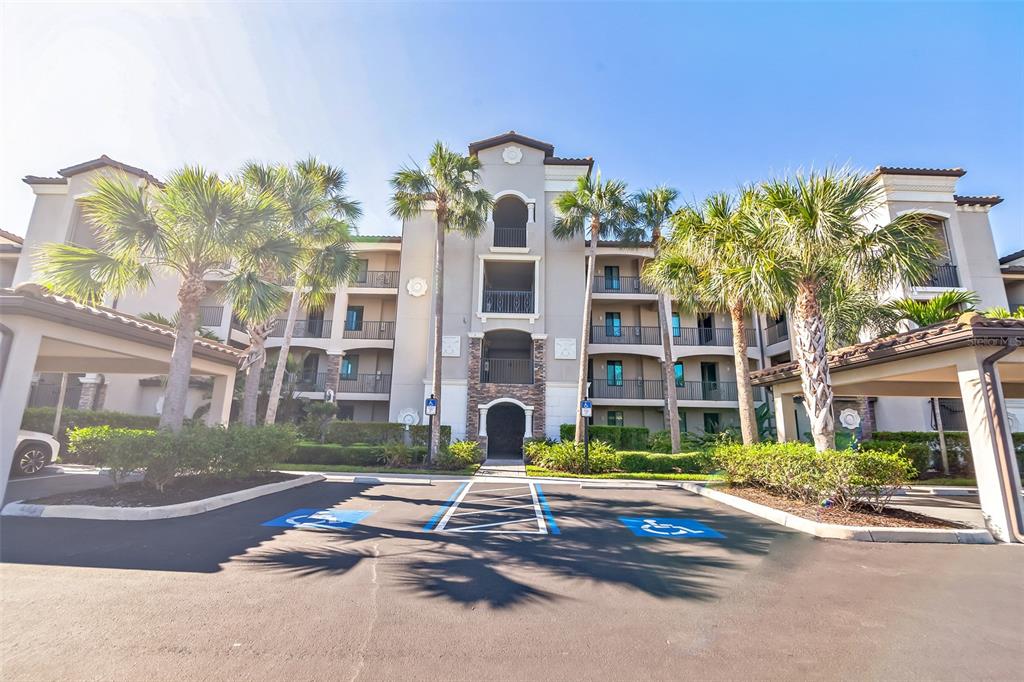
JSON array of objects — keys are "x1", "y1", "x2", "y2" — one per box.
[
  {"x1": 658, "y1": 293, "x2": 681, "y2": 452},
  {"x1": 791, "y1": 280, "x2": 835, "y2": 451},
  {"x1": 264, "y1": 281, "x2": 302, "y2": 425},
  {"x1": 240, "y1": 331, "x2": 267, "y2": 427},
  {"x1": 932, "y1": 397, "x2": 950, "y2": 475},
  {"x1": 428, "y1": 219, "x2": 446, "y2": 461},
  {"x1": 574, "y1": 218, "x2": 599, "y2": 443},
  {"x1": 729, "y1": 301, "x2": 759, "y2": 445},
  {"x1": 161, "y1": 277, "x2": 205, "y2": 431}
]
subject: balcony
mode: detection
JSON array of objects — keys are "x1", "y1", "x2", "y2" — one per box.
[
  {"x1": 673, "y1": 326, "x2": 758, "y2": 347},
  {"x1": 199, "y1": 305, "x2": 224, "y2": 327},
  {"x1": 764, "y1": 321, "x2": 789, "y2": 345},
  {"x1": 592, "y1": 276, "x2": 656, "y2": 295},
  {"x1": 921, "y1": 264, "x2": 960, "y2": 288},
  {"x1": 493, "y1": 227, "x2": 527, "y2": 248},
  {"x1": 351, "y1": 270, "x2": 399, "y2": 289},
  {"x1": 268, "y1": 319, "x2": 333, "y2": 338},
  {"x1": 480, "y1": 358, "x2": 534, "y2": 384},
  {"x1": 338, "y1": 373, "x2": 392, "y2": 394},
  {"x1": 591, "y1": 325, "x2": 661, "y2": 345},
  {"x1": 483, "y1": 289, "x2": 534, "y2": 315},
  {"x1": 342, "y1": 320, "x2": 395, "y2": 340},
  {"x1": 589, "y1": 379, "x2": 764, "y2": 402}
]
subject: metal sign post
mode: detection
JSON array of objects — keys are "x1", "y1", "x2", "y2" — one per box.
[
  {"x1": 425, "y1": 394, "x2": 438, "y2": 463},
  {"x1": 580, "y1": 399, "x2": 593, "y2": 475}
]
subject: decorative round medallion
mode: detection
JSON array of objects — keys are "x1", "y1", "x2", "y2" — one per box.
[
  {"x1": 406, "y1": 276, "x2": 428, "y2": 297},
  {"x1": 838, "y1": 408, "x2": 861, "y2": 430},
  {"x1": 399, "y1": 408, "x2": 419, "y2": 426},
  {"x1": 502, "y1": 145, "x2": 523, "y2": 165}
]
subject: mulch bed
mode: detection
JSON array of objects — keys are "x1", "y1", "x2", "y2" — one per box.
[
  {"x1": 720, "y1": 485, "x2": 966, "y2": 529},
  {"x1": 28, "y1": 472, "x2": 297, "y2": 508}
]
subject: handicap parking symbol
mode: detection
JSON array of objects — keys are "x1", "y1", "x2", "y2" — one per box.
[
  {"x1": 619, "y1": 517, "x2": 724, "y2": 539},
  {"x1": 263, "y1": 508, "x2": 373, "y2": 531}
]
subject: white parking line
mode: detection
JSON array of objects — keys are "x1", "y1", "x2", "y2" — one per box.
[{"x1": 434, "y1": 482, "x2": 550, "y2": 534}]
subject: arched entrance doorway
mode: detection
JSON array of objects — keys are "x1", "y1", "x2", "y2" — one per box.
[{"x1": 486, "y1": 402, "x2": 526, "y2": 458}]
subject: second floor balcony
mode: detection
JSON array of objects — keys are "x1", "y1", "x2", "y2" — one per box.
[
  {"x1": 483, "y1": 289, "x2": 535, "y2": 315},
  {"x1": 592, "y1": 275, "x2": 656, "y2": 295},
  {"x1": 480, "y1": 357, "x2": 534, "y2": 385},
  {"x1": 591, "y1": 325, "x2": 758, "y2": 346},
  {"x1": 337, "y1": 373, "x2": 393, "y2": 394},
  {"x1": 341, "y1": 320, "x2": 395, "y2": 340},
  {"x1": 269, "y1": 319, "x2": 332, "y2": 339},
  {"x1": 921, "y1": 263, "x2": 960, "y2": 288},
  {"x1": 199, "y1": 305, "x2": 224, "y2": 327},
  {"x1": 764, "y1": 321, "x2": 789, "y2": 345},
  {"x1": 590, "y1": 378, "x2": 764, "y2": 402},
  {"x1": 351, "y1": 270, "x2": 399, "y2": 289},
  {"x1": 263, "y1": 370, "x2": 392, "y2": 394}
]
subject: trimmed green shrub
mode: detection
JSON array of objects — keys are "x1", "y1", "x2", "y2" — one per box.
[
  {"x1": 713, "y1": 442, "x2": 915, "y2": 512},
  {"x1": 870, "y1": 430, "x2": 1024, "y2": 477},
  {"x1": 22, "y1": 407, "x2": 160, "y2": 455},
  {"x1": 435, "y1": 440, "x2": 484, "y2": 471},
  {"x1": 68, "y1": 426, "x2": 156, "y2": 488},
  {"x1": 284, "y1": 442, "x2": 428, "y2": 467},
  {"x1": 617, "y1": 451, "x2": 713, "y2": 474},
  {"x1": 530, "y1": 439, "x2": 620, "y2": 474},
  {"x1": 859, "y1": 439, "x2": 930, "y2": 478},
  {"x1": 324, "y1": 421, "x2": 451, "y2": 447},
  {"x1": 559, "y1": 424, "x2": 649, "y2": 450}
]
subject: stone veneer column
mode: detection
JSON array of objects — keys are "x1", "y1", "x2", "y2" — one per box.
[
  {"x1": 530, "y1": 334, "x2": 547, "y2": 439},
  {"x1": 466, "y1": 333, "x2": 484, "y2": 446},
  {"x1": 78, "y1": 374, "x2": 103, "y2": 410},
  {"x1": 324, "y1": 353, "x2": 342, "y2": 393}
]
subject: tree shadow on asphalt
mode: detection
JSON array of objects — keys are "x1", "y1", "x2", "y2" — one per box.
[{"x1": 241, "y1": 489, "x2": 782, "y2": 609}]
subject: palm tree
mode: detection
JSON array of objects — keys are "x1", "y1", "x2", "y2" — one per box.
[
  {"x1": 633, "y1": 186, "x2": 682, "y2": 452},
  {"x1": 553, "y1": 172, "x2": 637, "y2": 443},
  {"x1": 242, "y1": 158, "x2": 361, "y2": 425},
  {"x1": 223, "y1": 233, "x2": 297, "y2": 426},
  {"x1": 36, "y1": 168, "x2": 281, "y2": 431},
  {"x1": 645, "y1": 189, "x2": 788, "y2": 446},
  {"x1": 389, "y1": 142, "x2": 493, "y2": 460},
  {"x1": 761, "y1": 167, "x2": 942, "y2": 451},
  {"x1": 139, "y1": 311, "x2": 223, "y2": 342},
  {"x1": 884, "y1": 289, "x2": 980, "y2": 473}
]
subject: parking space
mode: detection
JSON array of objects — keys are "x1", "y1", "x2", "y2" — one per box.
[
  {"x1": 2, "y1": 479, "x2": 1021, "y2": 681},
  {"x1": 3, "y1": 465, "x2": 132, "y2": 504}
]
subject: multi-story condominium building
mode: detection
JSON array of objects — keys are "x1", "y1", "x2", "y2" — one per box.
[{"x1": 11, "y1": 136, "x2": 1015, "y2": 451}]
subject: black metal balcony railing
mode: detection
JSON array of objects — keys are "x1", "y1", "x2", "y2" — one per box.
[
  {"x1": 351, "y1": 270, "x2": 399, "y2": 288},
  {"x1": 672, "y1": 326, "x2": 758, "y2": 347},
  {"x1": 230, "y1": 313, "x2": 245, "y2": 332},
  {"x1": 592, "y1": 276, "x2": 656, "y2": 295},
  {"x1": 493, "y1": 227, "x2": 527, "y2": 248},
  {"x1": 480, "y1": 358, "x2": 534, "y2": 384},
  {"x1": 764, "y1": 321, "x2": 789, "y2": 345},
  {"x1": 268, "y1": 319, "x2": 333, "y2": 338},
  {"x1": 589, "y1": 379, "x2": 764, "y2": 402},
  {"x1": 342, "y1": 320, "x2": 396, "y2": 340},
  {"x1": 199, "y1": 305, "x2": 224, "y2": 327},
  {"x1": 483, "y1": 289, "x2": 535, "y2": 314},
  {"x1": 337, "y1": 373, "x2": 392, "y2": 394},
  {"x1": 292, "y1": 372, "x2": 328, "y2": 391},
  {"x1": 591, "y1": 325, "x2": 662, "y2": 345},
  {"x1": 921, "y1": 263, "x2": 960, "y2": 288}
]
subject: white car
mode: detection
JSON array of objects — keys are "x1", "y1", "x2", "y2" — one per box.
[{"x1": 12, "y1": 431, "x2": 61, "y2": 476}]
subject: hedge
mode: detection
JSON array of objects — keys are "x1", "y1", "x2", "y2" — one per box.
[
  {"x1": 617, "y1": 451, "x2": 712, "y2": 474},
  {"x1": 559, "y1": 424, "x2": 650, "y2": 450},
  {"x1": 526, "y1": 440, "x2": 716, "y2": 475},
  {"x1": 714, "y1": 442, "x2": 915, "y2": 512},
  {"x1": 858, "y1": 439, "x2": 930, "y2": 478},
  {"x1": 871, "y1": 431, "x2": 1024, "y2": 476},
  {"x1": 284, "y1": 442, "x2": 429, "y2": 467},
  {"x1": 67, "y1": 424, "x2": 296, "y2": 489},
  {"x1": 324, "y1": 421, "x2": 451, "y2": 447},
  {"x1": 22, "y1": 407, "x2": 160, "y2": 452}
]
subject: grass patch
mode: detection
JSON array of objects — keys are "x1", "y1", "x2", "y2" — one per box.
[
  {"x1": 273, "y1": 462, "x2": 478, "y2": 476},
  {"x1": 525, "y1": 465, "x2": 721, "y2": 481}
]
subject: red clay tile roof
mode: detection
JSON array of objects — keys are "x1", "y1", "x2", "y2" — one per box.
[
  {"x1": 1000, "y1": 249, "x2": 1024, "y2": 265},
  {"x1": 751, "y1": 313, "x2": 1024, "y2": 386},
  {"x1": 544, "y1": 156, "x2": 594, "y2": 168},
  {"x1": 22, "y1": 175, "x2": 68, "y2": 185},
  {"x1": 872, "y1": 166, "x2": 966, "y2": 178},
  {"x1": 2, "y1": 283, "x2": 241, "y2": 362},
  {"x1": 954, "y1": 195, "x2": 1003, "y2": 207},
  {"x1": 57, "y1": 155, "x2": 164, "y2": 187},
  {"x1": 0, "y1": 228, "x2": 24, "y2": 245},
  {"x1": 468, "y1": 131, "x2": 555, "y2": 156}
]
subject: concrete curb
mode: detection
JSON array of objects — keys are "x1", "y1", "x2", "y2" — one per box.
[
  {"x1": 679, "y1": 482, "x2": 995, "y2": 544},
  {"x1": 274, "y1": 467, "x2": 704, "y2": 488},
  {"x1": 1, "y1": 474, "x2": 324, "y2": 521}
]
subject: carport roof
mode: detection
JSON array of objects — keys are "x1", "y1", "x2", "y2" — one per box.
[
  {"x1": 751, "y1": 313, "x2": 1024, "y2": 386},
  {"x1": 0, "y1": 283, "x2": 242, "y2": 365}
]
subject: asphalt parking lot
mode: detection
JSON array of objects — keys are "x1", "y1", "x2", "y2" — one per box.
[{"x1": 2, "y1": 478, "x2": 1022, "y2": 681}]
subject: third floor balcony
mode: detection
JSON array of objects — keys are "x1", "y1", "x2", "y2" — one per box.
[
  {"x1": 592, "y1": 275, "x2": 656, "y2": 295},
  {"x1": 483, "y1": 289, "x2": 535, "y2": 314},
  {"x1": 268, "y1": 319, "x2": 332, "y2": 338},
  {"x1": 350, "y1": 270, "x2": 399, "y2": 289},
  {"x1": 590, "y1": 324, "x2": 757, "y2": 346},
  {"x1": 590, "y1": 378, "x2": 765, "y2": 402},
  {"x1": 341, "y1": 320, "x2": 395, "y2": 340}
]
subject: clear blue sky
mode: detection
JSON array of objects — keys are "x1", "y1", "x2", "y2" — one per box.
[{"x1": 3, "y1": 1, "x2": 1021, "y2": 253}]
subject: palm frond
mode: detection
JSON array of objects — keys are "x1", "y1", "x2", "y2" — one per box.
[{"x1": 35, "y1": 243, "x2": 152, "y2": 305}]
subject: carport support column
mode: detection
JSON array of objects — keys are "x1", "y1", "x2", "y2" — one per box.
[
  {"x1": 524, "y1": 406, "x2": 534, "y2": 439},
  {"x1": 0, "y1": 329, "x2": 42, "y2": 501},
  {"x1": 956, "y1": 350, "x2": 1023, "y2": 543},
  {"x1": 206, "y1": 372, "x2": 234, "y2": 427},
  {"x1": 774, "y1": 391, "x2": 799, "y2": 442}
]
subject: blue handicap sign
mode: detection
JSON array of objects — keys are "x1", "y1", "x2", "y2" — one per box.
[
  {"x1": 263, "y1": 508, "x2": 373, "y2": 531},
  {"x1": 619, "y1": 517, "x2": 724, "y2": 539},
  {"x1": 426, "y1": 398, "x2": 438, "y2": 407}
]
